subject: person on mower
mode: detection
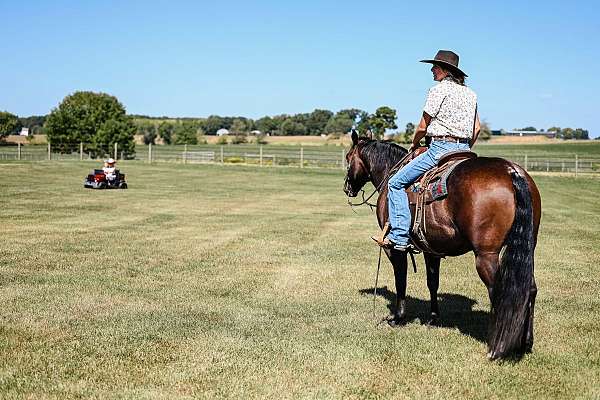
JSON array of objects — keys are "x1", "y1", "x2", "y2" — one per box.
[{"x1": 103, "y1": 158, "x2": 117, "y2": 182}]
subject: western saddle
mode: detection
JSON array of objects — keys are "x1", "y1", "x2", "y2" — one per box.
[{"x1": 402, "y1": 148, "x2": 477, "y2": 255}]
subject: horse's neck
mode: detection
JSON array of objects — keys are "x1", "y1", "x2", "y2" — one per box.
[
  {"x1": 362, "y1": 143, "x2": 407, "y2": 192},
  {"x1": 369, "y1": 164, "x2": 393, "y2": 192}
]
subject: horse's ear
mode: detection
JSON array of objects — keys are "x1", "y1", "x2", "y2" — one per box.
[
  {"x1": 366, "y1": 129, "x2": 373, "y2": 140},
  {"x1": 351, "y1": 128, "x2": 358, "y2": 145}
]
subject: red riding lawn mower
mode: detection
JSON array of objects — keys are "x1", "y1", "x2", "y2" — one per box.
[{"x1": 84, "y1": 169, "x2": 128, "y2": 189}]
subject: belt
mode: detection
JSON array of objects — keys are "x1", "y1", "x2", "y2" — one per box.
[{"x1": 431, "y1": 135, "x2": 470, "y2": 144}]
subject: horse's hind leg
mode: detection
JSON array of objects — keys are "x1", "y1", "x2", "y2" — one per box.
[
  {"x1": 474, "y1": 252, "x2": 499, "y2": 300},
  {"x1": 388, "y1": 249, "x2": 408, "y2": 326},
  {"x1": 424, "y1": 253, "x2": 441, "y2": 326}
]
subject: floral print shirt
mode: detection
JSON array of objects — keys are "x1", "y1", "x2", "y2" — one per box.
[{"x1": 423, "y1": 78, "x2": 477, "y2": 139}]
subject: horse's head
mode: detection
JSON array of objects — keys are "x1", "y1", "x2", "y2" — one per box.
[{"x1": 343, "y1": 129, "x2": 372, "y2": 197}]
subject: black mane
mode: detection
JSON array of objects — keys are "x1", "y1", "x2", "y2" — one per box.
[{"x1": 359, "y1": 139, "x2": 408, "y2": 173}]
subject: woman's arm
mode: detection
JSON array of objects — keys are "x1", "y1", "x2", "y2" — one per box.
[
  {"x1": 409, "y1": 112, "x2": 432, "y2": 151},
  {"x1": 469, "y1": 111, "x2": 481, "y2": 148}
]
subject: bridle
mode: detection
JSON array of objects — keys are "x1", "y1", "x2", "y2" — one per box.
[{"x1": 345, "y1": 147, "x2": 413, "y2": 212}]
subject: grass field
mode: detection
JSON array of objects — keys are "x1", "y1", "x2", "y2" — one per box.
[{"x1": 1, "y1": 161, "x2": 599, "y2": 399}]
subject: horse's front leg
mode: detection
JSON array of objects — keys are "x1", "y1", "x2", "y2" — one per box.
[
  {"x1": 424, "y1": 253, "x2": 441, "y2": 326},
  {"x1": 387, "y1": 249, "x2": 408, "y2": 326}
]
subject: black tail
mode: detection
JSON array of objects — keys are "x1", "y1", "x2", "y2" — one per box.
[{"x1": 488, "y1": 168, "x2": 534, "y2": 360}]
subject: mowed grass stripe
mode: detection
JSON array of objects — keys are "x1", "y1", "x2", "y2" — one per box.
[{"x1": 1, "y1": 161, "x2": 599, "y2": 399}]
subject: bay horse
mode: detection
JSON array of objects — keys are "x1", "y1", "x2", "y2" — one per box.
[{"x1": 343, "y1": 131, "x2": 541, "y2": 360}]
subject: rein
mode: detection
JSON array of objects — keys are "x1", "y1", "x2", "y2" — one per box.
[{"x1": 344, "y1": 147, "x2": 419, "y2": 324}]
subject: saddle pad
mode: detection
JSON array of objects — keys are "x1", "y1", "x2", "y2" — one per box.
[{"x1": 428, "y1": 159, "x2": 468, "y2": 201}]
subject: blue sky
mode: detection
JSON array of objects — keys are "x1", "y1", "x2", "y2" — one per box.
[{"x1": 2, "y1": 0, "x2": 599, "y2": 137}]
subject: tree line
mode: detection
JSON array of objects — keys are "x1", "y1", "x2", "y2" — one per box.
[
  {"x1": 0, "y1": 93, "x2": 400, "y2": 149},
  {"x1": 1, "y1": 92, "x2": 593, "y2": 152},
  {"x1": 133, "y1": 106, "x2": 400, "y2": 145}
]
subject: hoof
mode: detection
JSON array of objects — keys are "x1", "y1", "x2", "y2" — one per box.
[
  {"x1": 424, "y1": 313, "x2": 440, "y2": 327},
  {"x1": 386, "y1": 314, "x2": 407, "y2": 327}
]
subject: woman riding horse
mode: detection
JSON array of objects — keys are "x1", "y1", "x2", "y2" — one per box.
[
  {"x1": 373, "y1": 50, "x2": 481, "y2": 251},
  {"x1": 343, "y1": 51, "x2": 541, "y2": 360}
]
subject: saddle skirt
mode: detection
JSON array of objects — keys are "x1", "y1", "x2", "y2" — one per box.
[{"x1": 405, "y1": 150, "x2": 477, "y2": 255}]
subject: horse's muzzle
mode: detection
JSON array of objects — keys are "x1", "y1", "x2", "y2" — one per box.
[{"x1": 343, "y1": 182, "x2": 358, "y2": 197}]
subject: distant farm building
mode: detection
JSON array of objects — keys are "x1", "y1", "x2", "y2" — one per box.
[
  {"x1": 19, "y1": 128, "x2": 29, "y2": 136},
  {"x1": 216, "y1": 128, "x2": 229, "y2": 136},
  {"x1": 491, "y1": 129, "x2": 557, "y2": 138}
]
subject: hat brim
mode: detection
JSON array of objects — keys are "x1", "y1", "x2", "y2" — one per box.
[{"x1": 420, "y1": 59, "x2": 468, "y2": 77}]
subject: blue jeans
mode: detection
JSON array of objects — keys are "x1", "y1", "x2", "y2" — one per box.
[{"x1": 387, "y1": 140, "x2": 470, "y2": 245}]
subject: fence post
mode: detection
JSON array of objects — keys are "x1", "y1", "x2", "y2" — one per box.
[
  {"x1": 260, "y1": 145, "x2": 263, "y2": 167},
  {"x1": 80, "y1": 142, "x2": 83, "y2": 160},
  {"x1": 575, "y1": 154, "x2": 578, "y2": 178},
  {"x1": 114, "y1": 142, "x2": 118, "y2": 160},
  {"x1": 149, "y1": 143, "x2": 152, "y2": 163},
  {"x1": 524, "y1": 154, "x2": 528, "y2": 170},
  {"x1": 184, "y1": 144, "x2": 187, "y2": 164},
  {"x1": 220, "y1": 146, "x2": 224, "y2": 164},
  {"x1": 300, "y1": 147, "x2": 304, "y2": 169},
  {"x1": 546, "y1": 160, "x2": 549, "y2": 172},
  {"x1": 48, "y1": 143, "x2": 51, "y2": 160},
  {"x1": 17, "y1": 142, "x2": 21, "y2": 160}
]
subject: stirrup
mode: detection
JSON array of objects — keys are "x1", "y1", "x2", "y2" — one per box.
[
  {"x1": 393, "y1": 243, "x2": 417, "y2": 253},
  {"x1": 370, "y1": 222, "x2": 390, "y2": 246},
  {"x1": 371, "y1": 236, "x2": 395, "y2": 249}
]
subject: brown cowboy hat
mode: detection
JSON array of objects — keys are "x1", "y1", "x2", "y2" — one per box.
[{"x1": 420, "y1": 50, "x2": 468, "y2": 77}]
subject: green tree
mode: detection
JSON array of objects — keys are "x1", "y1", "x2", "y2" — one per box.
[
  {"x1": 174, "y1": 121, "x2": 198, "y2": 145},
  {"x1": 291, "y1": 113, "x2": 310, "y2": 128},
  {"x1": 230, "y1": 118, "x2": 248, "y2": 134},
  {"x1": 136, "y1": 121, "x2": 158, "y2": 145},
  {"x1": 560, "y1": 128, "x2": 574, "y2": 140},
  {"x1": 367, "y1": 106, "x2": 398, "y2": 139},
  {"x1": 324, "y1": 113, "x2": 353, "y2": 137},
  {"x1": 573, "y1": 128, "x2": 589, "y2": 140},
  {"x1": 158, "y1": 121, "x2": 175, "y2": 145},
  {"x1": 0, "y1": 111, "x2": 19, "y2": 141},
  {"x1": 280, "y1": 119, "x2": 307, "y2": 136},
  {"x1": 230, "y1": 118, "x2": 248, "y2": 144},
  {"x1": 271, "y1": 115, "x2": 288, "y2": 135},
  {"x1": 255, "y1": 116, "x2": 277, "y2": 135},
  {"x1": 44, "y1": 91, "x2": 136, "y2": 156},
  {"x1": 405, "y1": 122, "x2": 415, "y2": 136},
  {"x1": 306, "y1": 109, "x2": 333, "y2": 136},
  {"x1": 143, "y1": 128, "x2": 157, "y2": 145},
  {"x1": 92, "y1": 119, "x2": 136, "y2": 158},
  {"x1": 204, "y1": 115, "x2": 228, "y2": 135},
  {"x1": 479, "y1": 120, "x2": 492, "y2": 141},
  {"x1": 337, "y1": 108, "x2": 367, "y2": 123}
]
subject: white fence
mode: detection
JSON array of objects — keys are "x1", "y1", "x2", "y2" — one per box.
[{"x1": 1, "y1": 143, "x2": 599, "y2": 174}]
